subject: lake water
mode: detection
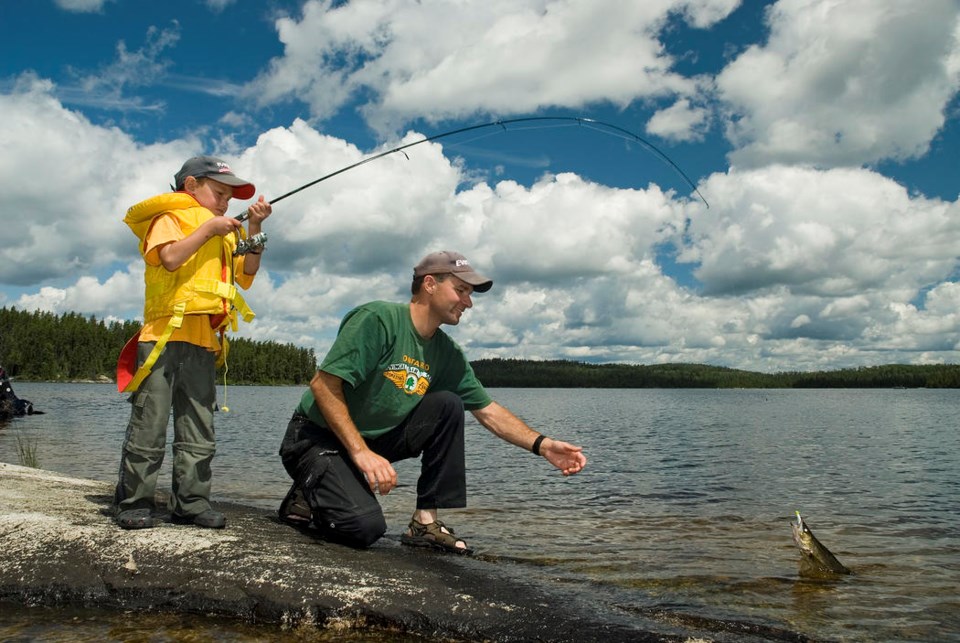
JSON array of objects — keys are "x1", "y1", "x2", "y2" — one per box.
[{"x1": 1, "y1": 383, "x2": 958, "y2": 642}]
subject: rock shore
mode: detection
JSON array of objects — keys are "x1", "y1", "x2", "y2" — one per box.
[{"x1": 0, "y1": 463, "x2": 807, "y2": 642}]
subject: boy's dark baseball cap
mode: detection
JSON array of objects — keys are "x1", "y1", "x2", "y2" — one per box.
[
  {"x1": 413, "y1": 251, "x2": 493, "y2": 292},
  {"x1": 174, "y1": 156, "x2": 256, "y2": 200}
]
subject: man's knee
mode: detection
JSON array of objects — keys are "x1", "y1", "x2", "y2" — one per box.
[
  {"x1": 424, "y1": 390, "x2": 464, "y2": 416},
  {"x1": 395, "y1": 391, "x2": 465, "y2": 458},
  {"x1": 317, "y1": 509, "x2": 387, "y2": 549},
  {"x1": 296, "y1": 453, "x2": 386, "y2": 548}
]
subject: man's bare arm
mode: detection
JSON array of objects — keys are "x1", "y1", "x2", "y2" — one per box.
[{"x1": 471, "y1": 401, "x2": 586, "y2": 476}]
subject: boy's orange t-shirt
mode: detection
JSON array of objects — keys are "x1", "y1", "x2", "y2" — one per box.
[{"x1": 139, "y1": 214, "x2": 254, "y2": 352}]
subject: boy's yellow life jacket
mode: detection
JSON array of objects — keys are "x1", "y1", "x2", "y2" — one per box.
[{"x1": 117, "y1": 193, "x2": 255, "y2": 393}]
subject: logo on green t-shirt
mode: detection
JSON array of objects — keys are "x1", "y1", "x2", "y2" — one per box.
[
  {"x1": 404, "y1": 373, "x2": 418, "y2": 392},
  {"x1": 384, "y1": 358, "x2": 431, "y2": 396}
]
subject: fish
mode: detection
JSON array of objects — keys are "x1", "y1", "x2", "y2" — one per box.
[{"x1": 791, "y1": 511, "x2": 851, "y2": 576}]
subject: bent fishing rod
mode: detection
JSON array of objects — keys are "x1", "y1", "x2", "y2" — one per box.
[{"x1": 234, "y1": 115, "x2": 709, "y2": 227}]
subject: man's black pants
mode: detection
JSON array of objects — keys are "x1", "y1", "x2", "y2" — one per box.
[{"x1": 278, "y1": 391, "x2": 466, "y2": 548}]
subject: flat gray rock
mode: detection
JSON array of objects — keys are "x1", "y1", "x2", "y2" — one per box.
[{"x1": 0, "y1": 463, "x2": 808, "y2": 642}]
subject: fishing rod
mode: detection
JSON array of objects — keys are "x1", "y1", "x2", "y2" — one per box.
[{"x1": 234, "y1": 115, "x2": 709, "y2": 226}]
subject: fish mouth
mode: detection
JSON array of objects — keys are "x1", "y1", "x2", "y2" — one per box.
[
  {"x1": 791, "y1": 511, "x2": 812, "y2": 552},
  {"x1": 793, "y1": 511, "x2": 808, "y2": 537},
  {"x1": 791, "y1": 525, "x2": 809, "y2": 551}
]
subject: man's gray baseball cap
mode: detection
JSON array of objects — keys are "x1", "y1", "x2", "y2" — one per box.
[{"x1": 413, "y1": 251, "x2": 493, "y2": 293}]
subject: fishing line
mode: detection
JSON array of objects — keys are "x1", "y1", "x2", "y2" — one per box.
[{"x1": 235, "y1": 115, "x2": 709, "y2": 222}]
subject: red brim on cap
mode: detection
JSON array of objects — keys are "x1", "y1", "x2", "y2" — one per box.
[
  {"x1": 206, "y1": 176, "x2": 255, "y2": 200},
  {"x1": 231, "y1": 184, "x2": 256, "y2": 200}
]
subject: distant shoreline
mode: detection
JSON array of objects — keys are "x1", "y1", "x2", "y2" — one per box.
[
  {"x1": 10, "y1": 359, "x2": 959, "y2": 389},
  {"x1": 469, "y1": 358, "x2": 960, "y2": 389}
]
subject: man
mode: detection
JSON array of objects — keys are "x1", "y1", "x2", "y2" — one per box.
[{"x1": 278, "y1": 251, "x2": 587, "y2": 553}]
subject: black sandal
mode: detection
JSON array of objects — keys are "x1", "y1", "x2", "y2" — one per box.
[{"x1": 401, "y1": 519, "x2": 473, "y2": 555}]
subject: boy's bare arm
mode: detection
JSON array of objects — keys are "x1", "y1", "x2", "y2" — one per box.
[{"x1": 158, "y1": 216, "x2": 241, "y2": 271}]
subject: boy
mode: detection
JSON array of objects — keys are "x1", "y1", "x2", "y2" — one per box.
[{"x1": 115, "y1": 156, "x2": 271, "y2": 529}]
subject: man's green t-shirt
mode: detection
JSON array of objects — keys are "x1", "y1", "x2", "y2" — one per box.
[{"x1": 296, "y1": 301, "x2": 492, "y2": 438}]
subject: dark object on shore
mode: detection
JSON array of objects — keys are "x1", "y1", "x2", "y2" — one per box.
[
  {"x1": 0, "y1": 366, "x2": 37, "y2": 421},
  {"x1": 791, "y1": 511, "x2": 851, "y2": 576}
]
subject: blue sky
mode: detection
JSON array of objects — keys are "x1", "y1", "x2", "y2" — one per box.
[{"x1": 1, "y1": 0, "x2": 958, "y2": 373}]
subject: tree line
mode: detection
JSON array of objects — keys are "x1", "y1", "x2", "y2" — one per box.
[
  {"x1": 0, "y1": 307, "x2": 316, "y2": 385},
  {"x1": 4, "y1": 307, "x2": 959, "y2": 388},
  {"x1": 470, "y1": 358, "x2": 960, "y2": 388}
]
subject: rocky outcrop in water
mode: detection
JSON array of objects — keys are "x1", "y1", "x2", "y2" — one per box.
[
  {"x1": 0, "y1": 464, "x2": 816, "y2": 642},
  {"x1": 0, "y1": 368, "x2": 35, "y2": 421}
]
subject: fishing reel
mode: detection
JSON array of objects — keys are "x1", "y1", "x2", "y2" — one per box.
[{"x1": 234, "y1": 232, "x2": 268, "y2": 256}]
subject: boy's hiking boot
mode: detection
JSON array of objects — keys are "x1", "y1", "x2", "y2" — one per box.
[{"x1": 172, "y1": 509, "x2": 226, "y2": 529}]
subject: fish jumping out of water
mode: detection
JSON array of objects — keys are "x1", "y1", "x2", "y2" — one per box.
[{"x1": 791, "y1": 511, "x2": 851, "y2": 576}]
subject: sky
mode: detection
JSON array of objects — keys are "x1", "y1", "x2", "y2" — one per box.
[{"x1": 1, "y1": 0, "x2": 959, "y2": 374}]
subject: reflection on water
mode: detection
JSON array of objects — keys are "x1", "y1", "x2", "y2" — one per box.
[{"x1": 2, "y1": 384, "x2": 959, "y2": 642}]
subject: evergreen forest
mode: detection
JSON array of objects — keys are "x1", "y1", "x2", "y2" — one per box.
[
  {"x1": 0, "y1": 307, "x2": 316, "y2": 385},
  {"x1": 3, "y1": 307, "x2": 960, "y2": 388},
  {"x1": 470, "y1": 358, "x2": 960, "y2": 388}
]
